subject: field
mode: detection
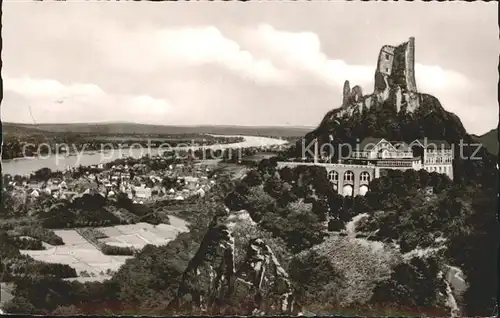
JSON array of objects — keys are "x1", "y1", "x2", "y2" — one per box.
[
  {"x1": 20, "y1": 216, "x2": 189, "y2": 282},
  {"x1": 98, "y1": 218, "x2": 188, "y2": 248}
]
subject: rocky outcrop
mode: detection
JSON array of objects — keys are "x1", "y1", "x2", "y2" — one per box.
[
  {"x1": 300, "y1": 37, "x2": 475, "y2": 159},
  {"x1": 168, "y1": 209, "x2": 297, "y2": 315},
  {"x1": 325, "y1": 37, "x2": 421, "y2": 121},
  {"x1": 351, "y1": 85, "x2": 363, "y2": 103},
  {"x1": 342, "y1": 80, "x2": 351, "y2": 106},
  {"x1": 234, "y1": 238, "x2": 295, "y2": 313}
]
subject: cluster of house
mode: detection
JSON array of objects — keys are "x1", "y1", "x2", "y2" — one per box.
[{"x1": 9, "y1": 161, "x2": 217, "y2": 204}]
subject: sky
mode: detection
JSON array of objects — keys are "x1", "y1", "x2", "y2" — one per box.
[{"x1": 2, "y1": 2, "x2": 498, "y2": 135}]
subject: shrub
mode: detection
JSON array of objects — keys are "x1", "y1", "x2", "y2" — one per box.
[
  {"x1": 17, "y1": 226, "x2": 64, "y2": 246},
  {"x1": 328, "y1": 218, "x2": 345, "y2": 232},
  {"x1": 13, "y1": 262, "x2": 78, "y2": 279},
  {"x1": 11, "y1": 237, "x2": 45, "y2": 250},
  {"x1": 102, "y1": 245, "x2": 136, "y2": 256}
]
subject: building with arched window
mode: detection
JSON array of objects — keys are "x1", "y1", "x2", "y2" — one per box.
[
  {"x1": 350, "y1": 137, "x2": 453, "y2": 180},
  {"x1": 278, "y1": 137, "x2": 453, "y2": 197}
]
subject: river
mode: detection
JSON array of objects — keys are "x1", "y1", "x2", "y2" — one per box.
[{"x1": 2, "y1": 135, "x2": 288, "y2": 176}]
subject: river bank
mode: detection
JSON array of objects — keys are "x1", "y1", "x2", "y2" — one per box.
[{"x1": 2, "y1": 135, "x2": 288, "y2": 176}]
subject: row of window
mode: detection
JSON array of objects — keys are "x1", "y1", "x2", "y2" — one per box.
[
  {"x1": 425, "y1": 157, "x2": 452, "y2": 164},
  {"x1": 426, "y1": 149, "x2": 453, "y2": 154},
  {"x1": 377, "y1": 161, "x2": 413, "y2": 167},
  {"x1": 379, "y1": 152, "x2": 412, "y2": 159},
  {"x1": 352, "y1": 152, "x2": 413, "y2": 159},
  {"x1": 425, "y1": 165, "x2": 451, "y2": 174},
  {"x1": 327, "y1": 171, "x2": 371, "y2": 182}
]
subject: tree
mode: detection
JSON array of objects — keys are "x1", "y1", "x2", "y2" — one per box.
[
  {"x1": 371, "y1": 257, "x2": 447, "y2": 314},
  {"x1": 245, "y1": 187, "x2": 275, "y2": 222},
  {"x1": 289, "y1": 251, "x2": 344, "y2": 306},
  {"x1": 351, "y1": 195, "x2": 370, "y2": 215},
  {"x1": 3, "y1": 296, "x2": 38, "y2": 314},
  {"x1": 312, "y1": 199, "x2": 329, "y2": 222},
  {"x1": 234, "y1": 182, "x2": 250, "y2": 196},
  {"x1": 278, "y1": 167, "x2": 294, "y2": 183},
  {"x1": 263, "y1": 175, "x2": 285, "y2": 199},
  {"x1": 31, "y1": 168, "x2": 52, "y2": 183},
  {"x1": 258, "y1": 159, "x2": 277, "y2": 176},
  {"x1": 224, "y1": 191, "x2": 248, "y2": 211},
  {"x1": 242, "y1": 170, "x2": 263, "y2": 187}
]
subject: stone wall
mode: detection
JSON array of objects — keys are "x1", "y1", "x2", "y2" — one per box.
[
  {"x1": 342, "y1": 80, "x2": 351, "y2": 106},
  {"x1": 277, "y1": 158, "x2": 454, "y2": 196},
  {"x1": 405, "y1": 37, "x2": 417, "y2": 92},
  {"x1": 276, "y1": 162, "x2": 376, "y2": 197},
  {"x1": 377, "y1": 45, "x2": 396, "y2": 75}
]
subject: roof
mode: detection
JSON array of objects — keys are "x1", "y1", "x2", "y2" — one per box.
[
  {"x1": 358, "y1": 137, "x2": 386, "y2": 151},
  {"x1": 389, "y1": 141, "x2": 411, "y2": 152},
  {"x1": 411, "y1": 139, "x2": 451, "y2": 150}
]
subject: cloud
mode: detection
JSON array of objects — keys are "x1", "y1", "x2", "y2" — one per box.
[
  {"x1": 3, "y1": 76, "x2": 173, "y2": 124},
  {"x1": 248, "y1": 24, "x2": 473, "y2": 94},
  {"x1": 100, "y1": 26, "x2": 290, "y2": 84},
  {"x1": 242, "y1": 25, "x2": 496, "y2": 132},
  {"x1": 415, "y1": 63, "x2": 469, "y2": 92},
  {"x1": 2, "y1": 8, "x2": 493, "y2": 135},
  {"x1": 246, "y1": 24, "x2": 375, "y2": 87},
  {"x1": 4, "y1": 77, "x2": 105, "y2": 99}
]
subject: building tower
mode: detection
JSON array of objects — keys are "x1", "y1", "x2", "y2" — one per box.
[{"x1": 373, "y1": 37, "x2": 419, "y2": 110}]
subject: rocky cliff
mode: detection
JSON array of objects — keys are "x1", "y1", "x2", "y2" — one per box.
[
  {"x1": 291, "y1": 37, "x2": 490, "y2": 167},
  {"x1": 168, "y1": 209, "x2": 297, "y2": 315}
]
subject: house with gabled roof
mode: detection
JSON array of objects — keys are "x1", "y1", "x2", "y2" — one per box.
[
  {"x1": 409, "y1": 138, "x2": 453, "y2": 178},
  {"x1": 352, "y1": 137, "x2": 414, "y2": 161},
  {"x1": 348, "y1": 137, "x2": 452, "y2": 178}
]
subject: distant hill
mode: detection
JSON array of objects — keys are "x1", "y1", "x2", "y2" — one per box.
[
  {"x1": 2, "y1": 122, "x2": 46, "y2": 136},
  {"x1": 2, "y1": 122, "x2": 313, "y2": 138},
  {"x1": 472, "y1": 128, "x2": 498, "y2": 155}
]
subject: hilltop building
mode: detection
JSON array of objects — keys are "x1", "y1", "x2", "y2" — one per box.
[
  {"x1": 278, "y1": 137, "x2": 453, "y2": 197},
  {"x1": 350, "y1": 137, "x2": 453, "y2": 178}
]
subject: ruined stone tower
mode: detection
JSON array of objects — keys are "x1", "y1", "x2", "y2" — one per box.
[
  {"x1": 374, "y1": 37, "x2": 417, "y2": 92},
  {"x1": 337, "y1": 37, "x2": 420, "y2": 117},
  {"x1": 373, "y1": 37, "x2": 419, "y2": 111}
]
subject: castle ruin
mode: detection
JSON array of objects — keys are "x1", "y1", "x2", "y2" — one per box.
[
  {"x1": 374, "y1": 37, "x2": 417, "y2": 93},
  {"x1": 339, "y1": 37, "x2": 420, "y2": 116}
]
